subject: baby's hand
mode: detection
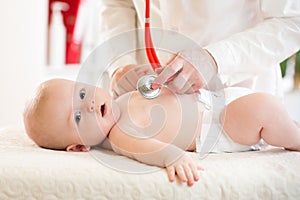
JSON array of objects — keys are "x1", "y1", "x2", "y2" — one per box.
[{"x1": 166, "y1": 153, "x2": 204, "y2": 186}]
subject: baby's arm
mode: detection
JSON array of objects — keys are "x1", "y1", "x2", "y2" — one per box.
[{"x1": 109, "y1": 128, "x2": 202, "y2": 186}]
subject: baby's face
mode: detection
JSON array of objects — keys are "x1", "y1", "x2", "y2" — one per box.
[
  {"x1": 72, "y1": 80, "x2": 121, "y2": 146},
  {"x1": 46, "y1": 79, "x2": 120, "y2": 148}
]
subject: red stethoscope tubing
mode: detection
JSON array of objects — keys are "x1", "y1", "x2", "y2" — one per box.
[
  {"x1": 145, "y1": 0, "x2": 177, "y2": 83},
  {"x1": 145, "y1": 0, "x2": 160, "y2": 69}
]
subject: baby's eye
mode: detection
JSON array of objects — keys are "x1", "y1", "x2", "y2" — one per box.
[
  {"x1": 75, "y1": 111, "x2": 81, "y2": 124},
  {"x1": 79, "y1": 89, "x2": 86, "y2": 100}
]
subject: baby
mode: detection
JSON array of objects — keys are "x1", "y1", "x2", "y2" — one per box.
[{"x1": 23, "y1": 78, "x2": 300, "y2": 186}]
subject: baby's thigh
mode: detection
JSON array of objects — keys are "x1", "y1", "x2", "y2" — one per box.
[{"x1": 220, "y1": 93, "x2": 276, "y2": 145}]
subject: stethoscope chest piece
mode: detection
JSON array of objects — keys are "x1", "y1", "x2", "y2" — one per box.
[{"x1": 137, "y1": 74, "x2": 161, "y2": 99}]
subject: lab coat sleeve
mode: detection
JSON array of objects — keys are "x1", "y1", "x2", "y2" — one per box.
[
  {"x1": 97, "y1": 0, "x2": 138, "y2": 77},
  {"x1": 205, "y1": 0, "x2": 300, "y2": 78}
]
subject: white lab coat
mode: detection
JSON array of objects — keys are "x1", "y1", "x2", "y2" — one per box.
[{"x1": 97, "y1": 0, "x2": 300, "y2": 97}]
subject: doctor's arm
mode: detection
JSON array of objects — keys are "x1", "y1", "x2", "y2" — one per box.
[
  {"x1": 153, "y1": 0, "x2": 300, "y2": 94},
  {"x1": 205, "y1": 0, "x2": 300, "y2": 77},
  {"x1": 108, "y1": 129, "x2": 202, "y2": 186}
]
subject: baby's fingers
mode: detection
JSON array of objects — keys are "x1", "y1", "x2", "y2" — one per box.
[
  {"x1": 166, "y1": 166, "x2": 176, "y2": 182},
  {"x1": 183, "y1": 165, "x2": 195, "y2": 186},
  {"x1": 189, "y1": 163, "x2": 200, "y2": 182},
  {"x1": 175, "y1": 166, "x2": 187, "y2": 183}
]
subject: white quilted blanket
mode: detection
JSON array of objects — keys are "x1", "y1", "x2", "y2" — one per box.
[{"x1": 0, "y1": 128, "x2": 299, "y2": 200}]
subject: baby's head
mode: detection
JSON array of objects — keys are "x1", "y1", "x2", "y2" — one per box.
[{"x1": 23, "y1": 79, "x2": 120, "y2": 152}]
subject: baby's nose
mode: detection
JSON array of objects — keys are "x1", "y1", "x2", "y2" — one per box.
[{"x1": 87, "y1": 100, "x2": 95, "y2": 112}]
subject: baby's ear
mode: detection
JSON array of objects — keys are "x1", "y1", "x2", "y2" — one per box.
[{"x1": 66, "y1": 144, "x2": 90, "y2": 152}]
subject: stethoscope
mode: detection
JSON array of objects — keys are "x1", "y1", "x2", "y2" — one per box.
[
  {"x1": 137, "y1": 0, "x2": 212, "y2": 112},
  {"x1": 137, "y1": 0, "x2": 177, "y2": 99}
]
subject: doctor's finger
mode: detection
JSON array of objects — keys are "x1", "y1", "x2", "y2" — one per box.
[
  {"x1": 167, "y1": 75, "x2": 184, "y2": 92},
  {"x1": 183, "y1": 73, "x2": 204, "y2": 93},
  {"x1": 178, "y1": 81, "x2": 194, "y2": 94},
  {"x1": 153, "y1": 60, "x2": 184, "y2": 86},
  {"x1": 135, "y1": 65, "x2": 151, "y2": 75},
  {"x1": 124, "y1": 72, "x2": 140, "y2": 88},
  {"x1": 167, "y1": 75, "x2": 191, "y2": 94},
  {"x1": 174, "y1": 67, "x2": 195, "y2": 93},
  {"x1": 112, "y1": 87, "x2": 125, "y2": 98},
  {"x1": 169, "y1": 66, "x2": 195, "y2": 94},
  {"x1": 112, "y1": 90, "x2": 119, "y2": 99},
  {"x1": 119, "y1": 76, "x2": 137, "y2": 90},
  {"x1": 114, "y1": 81, "x2": 134, "y2": 97},
  {"x1": 184, "y1": 86, "x2": 197, "y2": 94}
]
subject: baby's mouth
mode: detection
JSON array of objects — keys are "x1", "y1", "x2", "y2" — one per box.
[{"x1": 100, "y1": 103, "x2": 106, "y2": 117}]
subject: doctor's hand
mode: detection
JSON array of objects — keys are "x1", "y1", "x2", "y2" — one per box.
[
  {"x1": 166, "y1": 153, "x2": 203, "y2": 186},
  {"x1": 110, "y1": 64, "x2": 151, "y2": 98},
  {"x1": 152, "y1": 49, "x2": 218, "y2": 94}
]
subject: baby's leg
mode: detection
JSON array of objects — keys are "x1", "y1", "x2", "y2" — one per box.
[{"x1": 220, "y1": 93, "x2": 300, "y2": 151}]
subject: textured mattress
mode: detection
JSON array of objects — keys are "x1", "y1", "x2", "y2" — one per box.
[{"x1": 0, "y1": 128, "x2": 299, "y2": 200}]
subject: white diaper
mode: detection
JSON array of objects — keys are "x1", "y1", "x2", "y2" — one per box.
[{"x1": 197, "y1": 87, "x2": 266, "y2": 153}]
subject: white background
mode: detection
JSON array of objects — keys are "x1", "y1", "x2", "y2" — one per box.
[{"x1": 0, "y1": 0, "x2": 47, "y2": 128}]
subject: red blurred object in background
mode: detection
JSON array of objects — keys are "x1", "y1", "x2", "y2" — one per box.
[{"x1": 48, "y1": 0, "x2": 81, "y2": 64}]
